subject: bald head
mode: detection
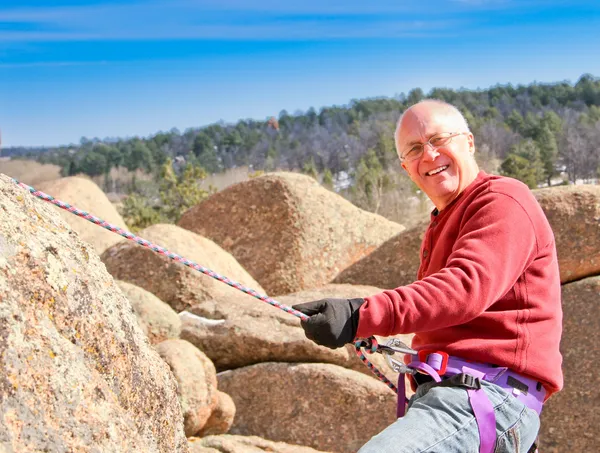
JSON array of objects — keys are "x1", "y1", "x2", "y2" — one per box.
[
  {"x1": 395, "y1": 100, "x2": 470, "y2": 153},
  {"x1": 394, "y1": 99, "x2": 479, "y2": 210}
]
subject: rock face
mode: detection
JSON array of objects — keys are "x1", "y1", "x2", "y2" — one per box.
[
  {"x1": 539, "y1": 276, "x2": 600, "y2": 453},
  {"x1": 116, "y1": 280, "x2": 181, "y2": 344},
  {"x1": 218, "y1": 362, "x2": 397, "y2": 453},
  {"x1": 198, "y1": 391, "x2": 236, "y2": 437},
  {"x1": 0, "y1": 174, "x2": 188, "y2": 453},
  {"x1": 534, "y1": 185, "x2": 600, "y2": 283},
  {"x1": 188, "y1": 435, "x2": 329, "y2": 453},
  {"x1": 36, "y1": 176, "x2": 127, "y2": 255},
  {"x1": 101, "y1": 224, "x2": 265, "y2": 313},
  {"x1": 180, "y1": 284, "x2": 404, "y2": 378},
  {"x1": 155, "y1": 339, "x2": 218, "y2": 437},
  {"x1": 178, "y1": 172, "x2": 404, "y2": 296},
  {"x1": 333, "y1": 222, "x2": 427, "y2": 289}
]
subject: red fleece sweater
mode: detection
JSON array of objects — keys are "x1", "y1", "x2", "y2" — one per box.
[{"x1": 357, "y1": 172, "x2": 563, "y2": 397}]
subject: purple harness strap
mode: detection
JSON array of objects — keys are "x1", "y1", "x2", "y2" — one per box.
[
  {"x1": 396, "y1": 353, "x2": 546, "y2": 453},
  {"x1": 396, "y1": 361, "x2": 441, "y2": 417},
  {"x1": 467, "y1": 387, "x2": 496, "y2": 453},
  {"x1": 463, "y1": 366, "x2": 496, "y2": 453}
]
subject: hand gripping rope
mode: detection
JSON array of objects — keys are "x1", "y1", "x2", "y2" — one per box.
[{"x1": 11, "y1": 177, "x2": 416, "y2": 393}]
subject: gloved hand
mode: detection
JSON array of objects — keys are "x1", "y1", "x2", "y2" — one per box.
[{"x1": 292, "y1": 298, "x2": 365, "y2": 349}]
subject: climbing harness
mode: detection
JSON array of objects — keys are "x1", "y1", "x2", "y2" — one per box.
[
  {"x1": 10, "y1": 178, "x2": 409, "y2": 391},
  {"x1": 395, "y1": 351, "x2": 546, "y2": 453}
]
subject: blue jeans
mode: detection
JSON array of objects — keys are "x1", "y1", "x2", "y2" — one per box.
[{"x1": 358, "y1": 380, "x2": 540, "y2": 453}]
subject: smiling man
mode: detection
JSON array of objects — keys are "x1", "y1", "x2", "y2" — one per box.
[
  {"x1": 397, "y1": 101, "x2": 478, "y2": 211},
  {"x1": 293, "y1": 100, "x2": 563, "y2": 453}
]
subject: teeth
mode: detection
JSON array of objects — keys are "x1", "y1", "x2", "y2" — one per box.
[{"x1": 427, "y1": 165, "x2": 448, "y2": 176}]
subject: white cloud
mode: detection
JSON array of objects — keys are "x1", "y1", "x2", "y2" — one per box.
[
  {"x1": 0, "y1": 21, "x2": 455, "y2": 42},
  {"x1": 0, "y1": 0, "x2": 429, "y2": 25},
  {"x1": 0, "y1": 1, "x2": 461, "y2": 42},
  {"x1": 0, "y1": 60, "x2": 109, "y2": 68}
]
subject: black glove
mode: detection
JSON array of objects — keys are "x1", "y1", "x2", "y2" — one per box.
[{"x1": 292, "y1": 298, "x2": 365, "y2": 349}]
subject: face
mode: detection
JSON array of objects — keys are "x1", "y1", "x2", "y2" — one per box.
[{"x1": 397, "y1": 104, "x2": 478, "y2": 211}]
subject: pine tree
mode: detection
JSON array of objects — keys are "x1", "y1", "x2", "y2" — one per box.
[
  {"x1": 302, "y1": 157, "x2": 318, "y2": 180},
  {"x1": 500, "y1": 140, "x2": 545, "y2": 188},
  {"x1": 536, "y1": 126, "x2": 559, "y2": 186},
  {"x1": 159, "y1": 159, "x2": 212, "y2": 223},
  {"x1": 353, "y1": 148, "x2": 392, "y2": 213},
  {"x1": 322, "y1": 168, "x2": 334, "y2": 189}
]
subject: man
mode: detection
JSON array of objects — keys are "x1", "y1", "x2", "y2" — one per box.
[{"x1": 293, "y1": 100, "x2": 563, "y2": 453}]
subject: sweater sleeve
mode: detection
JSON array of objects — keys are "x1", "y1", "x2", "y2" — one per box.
[{"x1": 356, "y1": 190, "x2": 539, "y2": 337}]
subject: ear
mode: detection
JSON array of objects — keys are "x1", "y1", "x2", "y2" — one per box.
[{"x1": 467, "y1": 133, "x2": 475, "y2": 154}]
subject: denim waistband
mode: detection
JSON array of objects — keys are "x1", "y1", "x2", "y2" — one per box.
[{"x1": 413, "y1": 354, "x2": 546, "y2": 415}]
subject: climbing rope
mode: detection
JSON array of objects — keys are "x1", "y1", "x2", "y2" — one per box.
[
  {"x1": 11, "y1": 177, "x2": 398, "y2": 392},
  {"x1": 354, "y1": 337, "x2": 397, "y2": 391}
]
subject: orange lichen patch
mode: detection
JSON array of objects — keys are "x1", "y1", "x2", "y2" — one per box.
[{"x1": 6, "y1": 374, "x2": 19, "y2": 390}]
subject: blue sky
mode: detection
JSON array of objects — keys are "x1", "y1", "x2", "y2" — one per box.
[{"x1": 1, "y1": 0, "x2": 599, "y2": 147}]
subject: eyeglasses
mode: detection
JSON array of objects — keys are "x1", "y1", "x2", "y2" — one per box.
[{"x1": 400, "y1": 132, "x2": 469, "y2": 162}]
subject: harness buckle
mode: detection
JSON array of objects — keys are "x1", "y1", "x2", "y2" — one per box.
[
  {"x1": 418, "y1": 350, "x2": 449, "y2": 375},
  {"x1": 457, "y1": 373, "x2": 482, "y2": 390},
  {"x1": 432, "y1": 373, "x2": 482, "y2": 390}
]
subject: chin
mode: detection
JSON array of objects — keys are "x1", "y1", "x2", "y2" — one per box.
[{"x1": 428, "y1": 180, "x2": 457, "y2": 195}]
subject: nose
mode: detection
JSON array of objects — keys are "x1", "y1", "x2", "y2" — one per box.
[{"x1": 421, "y1": 143, "x2": 440, "y2": 161}]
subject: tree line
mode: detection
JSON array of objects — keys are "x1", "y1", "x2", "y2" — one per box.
[{"x1": 4, "y1": 74, "x2": 600, "y2": 226}]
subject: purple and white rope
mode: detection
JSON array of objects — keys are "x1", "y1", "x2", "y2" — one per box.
[{"x1": 12, "y1": 177, "x2": 396, "y2": 393}]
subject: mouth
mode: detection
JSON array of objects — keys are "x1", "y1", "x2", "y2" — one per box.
[{"x1": 425, "y1": 165, "x2": 449, "y2": 176}]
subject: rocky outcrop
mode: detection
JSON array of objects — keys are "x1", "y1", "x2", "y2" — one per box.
[
  {"x1": 0, "y1": 174, "x2": 188, "y2": 453},
  {"x1": 198, "y1": 391, "x2": 236, "y2": 437},
  {"x1": 155, "y1": 339, "x2": 219, "y2": 437},
  {"x1": 333, "y1": 222, "x2": 427, "y2": 289},
  {"x1": 7, "y1": 168, "x2": 597, "y2": 453},
  {"x1": 188, "y1": 435, "x2": 329, "y2": 453},
  {"x1": 178, "y1": 172, "x2": 404, "y2": 295},
  {"x1": 101, "y1": 224, "x2": 265, "y2": 313},
  {"x1": 116, "y1": 280, "x2": 181, "y2": 344},
  {"x1": 539, "y1": 276, "x2": 600, "y2": 453},
  {"x1": 534, "y1": 185, "x2": 600, "y2": 283},
  {"x1": 179, "y1": 300, "x2": 358, "y2": 373},
  {"x1": 218, "y1": 362, "x2": 397, "y2": 453},
  {"x1": 36, "y1": 176, "x2": 127, "y2": 255},
  {"x1": 179, "y1": 284, "x2": 411, "y2": 383}
]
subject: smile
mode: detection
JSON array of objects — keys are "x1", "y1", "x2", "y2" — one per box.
[{"x1": 426, "y1": 165, "x2": 449, "y2": 176}]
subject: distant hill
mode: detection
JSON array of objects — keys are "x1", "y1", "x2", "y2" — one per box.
[{"x1": 5, "y1": 75, "x2": 599, "y2": 182}]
